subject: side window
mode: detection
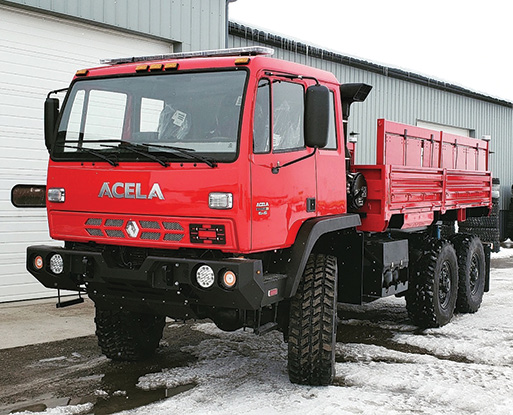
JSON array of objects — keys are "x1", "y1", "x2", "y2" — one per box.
[
  {"x1": 325, "y1": 91, "x2": 337, "y2": 150},
  {"x1": 253, "y1": 79, "x2": 271, "y2": 153},
  {"x1": 65, "y1": 90, "x2": 85, "y2": 143},
  {"x1": 273, "y1": 82, "x2": 304, "y2": 151}
]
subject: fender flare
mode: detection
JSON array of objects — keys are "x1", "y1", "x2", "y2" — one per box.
[{"x1": 285, "y1": 213, "x2": 361, "y2": 298}]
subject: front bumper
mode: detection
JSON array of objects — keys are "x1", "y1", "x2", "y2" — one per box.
[{"x1": 27, "y1": 245, "x2": 286, "y2": 319}]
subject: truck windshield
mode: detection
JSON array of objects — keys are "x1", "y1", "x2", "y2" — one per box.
[{"x1": 53, "y1": 69, "x2": 247, "y2": 163}]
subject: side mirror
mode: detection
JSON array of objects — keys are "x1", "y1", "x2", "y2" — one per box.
[
  {"x1": 44, "y1": 97, "x2": 60, "y2": 152},
  {"x1": 304, "y1": 84, "x2": 330, "y2": 149}
]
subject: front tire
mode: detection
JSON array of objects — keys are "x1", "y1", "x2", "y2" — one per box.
[
  {"x1": 95, "y1": 307, "x2": 166, "y2": 361},
  {"x1": 288, "y1": 254, "x2": 338, "y2": 386},
  {"x1": 406, "y1": 239, "x2": 459, "y2": 328}
]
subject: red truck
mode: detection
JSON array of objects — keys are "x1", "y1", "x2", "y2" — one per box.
[{"x1": 25, "y1": 46, "x2": 492, "y2": 386}]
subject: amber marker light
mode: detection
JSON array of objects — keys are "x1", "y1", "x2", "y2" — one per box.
[
  {"x1": 164, "y1": 62, "x2": 179, "y2": 70},
  {"x1": 75, "y1": 69, "x2": 89, "y2": 76},
  {"x1": 234, "y1": 57, "x2": 250, "y2": 65},
  {"x1": 135, "y1": 64, "x2": 149, "y2": 72},
  {"x1": 34, "y1": 255, "x2": 44, "y2": 270},
  {"x1": 149, "y1": 63, "x2": 163, "y2": 71},
  {"x1": 221, "y1": 270, "x2": 237, "y2": 289}
]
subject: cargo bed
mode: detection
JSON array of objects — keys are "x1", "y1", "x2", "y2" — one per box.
[{"x1": 355, "y1": 119, "x2": 492, "y2": 232}]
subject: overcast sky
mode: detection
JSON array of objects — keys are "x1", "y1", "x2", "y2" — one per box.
[{"x1": 229, "y1": 0, "x2": 513, "y2": 102}]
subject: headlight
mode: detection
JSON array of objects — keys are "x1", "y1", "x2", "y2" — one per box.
[
  {"x1": 47, "y1": 188, "x2": 65, "y2": 203},
  {"x1": 49, "y1": 254, "x2": 64, "y2": 274},
  {"x1": 196, "y1": 265, "x2": 215, "y2": 289},
  {"x1": 209, "y1": 192, "x2": 233, "y2": 209}
]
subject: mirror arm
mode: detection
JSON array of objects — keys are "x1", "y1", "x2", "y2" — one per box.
[
  {"x1": 271, "y1": 148, "x2": 317, "y2": 174},
  {"x1": 46, "y1": 87, "x2": 68, "y2": 99}
]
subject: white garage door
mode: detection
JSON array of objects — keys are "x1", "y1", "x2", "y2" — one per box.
[{"x1": 0, "y1": 4, "x2": 173, "y2": 302}]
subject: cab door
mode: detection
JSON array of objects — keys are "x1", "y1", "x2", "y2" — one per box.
[{"x1": 250, "y1": 78, "x2": 316, "y2": 251}]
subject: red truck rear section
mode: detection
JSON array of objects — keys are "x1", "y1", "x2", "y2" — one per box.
[
  {"x1": 355, "y1": 119, "x2": 491, "y2": 232},
  {"x1": 22, "y1": 47, "x2": 493, "y2": 387}
]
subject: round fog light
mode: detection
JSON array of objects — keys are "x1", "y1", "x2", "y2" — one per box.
[
  {"x1": 196, "y1": 265, "x2": 215, "y2": 289},
  {"x1": 221, "y1": 270, "x2": 237, "y2": 288},
  {"x1": 49, "y1": 254, "x2": 64, "y2": 274},
  {"x1": 34, "y1": 255, "x2": 44, "y2": 270}
]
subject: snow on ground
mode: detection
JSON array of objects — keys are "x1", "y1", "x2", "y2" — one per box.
[{"x1": 19, "y1": 250, "x2": 513, "y2": 415}]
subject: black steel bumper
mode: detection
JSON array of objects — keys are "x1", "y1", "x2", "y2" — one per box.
[{"x1": 27, "y1": 245, "x2": 287, "y2": 319}]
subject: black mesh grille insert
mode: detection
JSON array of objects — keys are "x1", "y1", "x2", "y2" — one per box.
[
  {"x1": 140, "y1": 221, "x2": 160, "y2": 229},
  {"x1": 140, "y1": 232, "x2": 161, "y2": 240},
  {"x1": 86, "y1": 228, "x2": 103, "y2": 236},
  {"x1": 105, "y1": 219, "x2": 124, "y2": 227},
  {"x1": 105, "y1": 229, "x2": 125, "y2": 238},
  {"x1": 164, "y1": 233, "x2": 184, "y2": 242},
  {"x1": 85, "y1": 218, "x2": 102, "y2": 226},
  {"x1": 163, "y1": 222, "x2": 184, "y2": 231}
]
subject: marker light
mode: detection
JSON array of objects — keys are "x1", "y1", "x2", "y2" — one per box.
[
  {"x1": 34, "y1": 255, "x2": 44, "y2": 270},
  {"x1": 49, "y1": 254, "x2": 64, "y2": 274},
  {"x1": 209, "y1": 192, "x2": 233, "y2": 210},
  {"x1": 149, "y1": 63, "x2": 163, "y2": 71},
  {"x1": 196, "y1": 265, "x2": 215, "y2": 289},
  {"x1": 234, "y1": 57, "x2": 250, "y2": 65},
  {"x1": 221, "y1": 270, "x2": 237, "y2": 289},
  {"x1": 164, "y1": 62, "x2": 179, "y2": 70},
  {"x1": 47, "y1": 188, "x2": 65, "y2": 203},
  {"x1": 135, "y1": 64, "x2": 149, "y2": 72}
]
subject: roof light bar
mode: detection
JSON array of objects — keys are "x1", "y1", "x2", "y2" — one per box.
[{"x1": 100, "y1": 46, "x2": 274, "y2": 65}]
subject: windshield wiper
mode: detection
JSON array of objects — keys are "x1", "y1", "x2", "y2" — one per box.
[
  {"x1": 62, "y1": 139, "x2": 217, "y2": 168},
  {"x1": 142, "y1": 143, "x2": 218, "y2": 168},
  {"x1": 100, "y1": 142, "x2": 169, "y2": 167},
  {"x1": 61, "y1": 145, "x2": 119, "y2": 166}
]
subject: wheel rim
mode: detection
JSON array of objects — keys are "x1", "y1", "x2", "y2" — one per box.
[
  {"x1": 439, "y1": 260, "x2": 453, "y2": 309},
  {"x1": 469, "y1": 253, "x2": 480, "y2": 294}
]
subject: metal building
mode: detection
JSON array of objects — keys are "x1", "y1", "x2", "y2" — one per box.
[{"x1": 1, "y1": 1, "x2": 511, "y2": 302}]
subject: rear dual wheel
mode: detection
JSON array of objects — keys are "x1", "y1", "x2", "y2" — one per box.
[
  {"x1": 407, "y1": 239, "x2": 459, "y2": 328},
  {"x1": 451, "y1": 234, "x2": 486, "y2": 313}
]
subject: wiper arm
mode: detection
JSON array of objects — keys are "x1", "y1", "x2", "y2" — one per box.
[
  {"x1": 100, "y1": 142, "x2": 169, "y2": 168},
  {"x1": 62, "y1": 145, "x2": 118, "y2": 166},
  {"x1": 142, "y1": 143, "x2": 218, "y2": 168}
]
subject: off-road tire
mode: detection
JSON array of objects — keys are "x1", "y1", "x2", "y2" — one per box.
[
  {"x1": 451, "y1": 234, "x2": 486, "y2": 313},
  {"x1": 440, "y1": 221, "x2": 456, "y2": 238},
  {"x1": 95, "y1": 307, "x2": 166, "y2": 361},
  {"x1": 406, "y1": 238, "x2": 459, "y2": 328},
  {"x1": 288, "y1": 254, "x2": 337, "y2": 386}
]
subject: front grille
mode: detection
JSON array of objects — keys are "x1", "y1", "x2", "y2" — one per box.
[{"x1": 85, "y1": 216, "x2": 185, "y2": 243}]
